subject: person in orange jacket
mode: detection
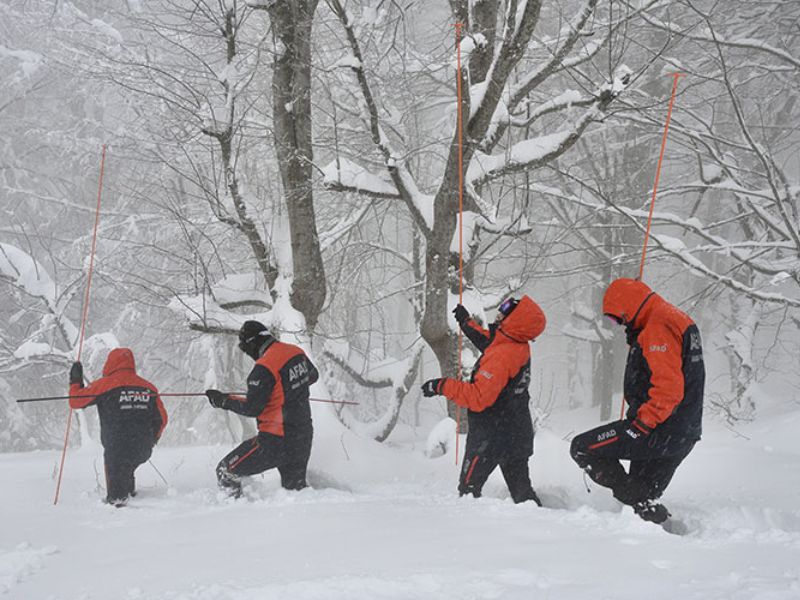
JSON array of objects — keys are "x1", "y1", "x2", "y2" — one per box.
[
  {"x1": 205, "y1": 321, "x2": 318, "y2": 498},
  {"x1": 69, "y1": 348, "x2": 167, "y2": 506},
  {"x1": 421, "y1": 295, "x2": 546, "y2": 505},
  {"x1": 570, "y1": 278, "x2": 704, "y2": 524}
]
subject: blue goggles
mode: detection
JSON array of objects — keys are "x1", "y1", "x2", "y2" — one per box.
[{"x1": 498, "y1": 297, "x2": 518, "y2": 316}]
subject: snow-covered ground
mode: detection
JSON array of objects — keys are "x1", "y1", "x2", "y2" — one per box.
[{"x1": 2, "y1": 404, "x2": 800, "y2": 599}]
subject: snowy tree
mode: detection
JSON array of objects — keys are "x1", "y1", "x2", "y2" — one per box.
[
  {"x1": 319, "y1": 0, "x2": 649, "y2": 429},
  {"x1": 545, "y1": 0, "x2": 800, "y2": 418}
]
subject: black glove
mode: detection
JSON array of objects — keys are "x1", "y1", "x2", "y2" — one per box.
[
  {"x1": 206, "y1": 389, "x2": 228, "y2": 409},
  {"x1": 452, "y1": 304, "x2": 469, "y2": 324},
  {"x1": 623, "y1": 418, "x2": 652, "y2": 440},
  {"x1": 421, "y1": 378, "x2": 445, "y2": 397},
  {"x1": 69, "y1": 361, "x2": 84, "y2": 386}
]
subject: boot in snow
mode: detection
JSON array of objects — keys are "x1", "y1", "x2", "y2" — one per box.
[{"x1": 633, "y1": 500, "x2": 671, "y2": 524}]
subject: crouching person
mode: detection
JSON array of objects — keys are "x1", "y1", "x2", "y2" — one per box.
[
  {"x1": 69, "y1": 348, "x2": 168, "y2": 506},
  {"x1": 570, "y1": 278, "x2": 704, "y2": 524},
  {"x1": 206, "y1": 321, "x2": 318, "y2": 498},
  {"x1": 421, "y1": 296, "x2": 546, "y2": 505}
]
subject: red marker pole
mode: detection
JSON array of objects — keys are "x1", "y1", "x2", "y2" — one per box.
[
  {"x1": 620, "y1": 74, "x2": 683, "y2": 420},
  {"x1": 54, "y1": 144, "x2": 107, "y2": 506},
  {"x1": 638, "y1": 73, "x2": 683, "y2": 280}
]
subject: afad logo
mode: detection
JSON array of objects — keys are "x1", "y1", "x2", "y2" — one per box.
[{"x1": 119, "y1": 390, "x2": 150, "y2": 404}]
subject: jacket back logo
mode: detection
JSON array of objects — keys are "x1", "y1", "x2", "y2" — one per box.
[
  {"x1": 288, "y1": 362, "x2": 309, "y2": 382},
  {"x1": 690, "y1": 332, "x2": 702, "y2": 351},
  {"x1": 119, "y1": 390, "x2": 150, "y2": 410}
]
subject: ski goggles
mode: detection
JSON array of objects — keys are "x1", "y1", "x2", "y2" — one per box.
[{"x1": 498, "y1": 297, "x2": 519, "y2": 316}]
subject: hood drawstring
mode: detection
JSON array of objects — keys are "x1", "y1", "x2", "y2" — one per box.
[{"x1": 624, "y1": 291, "x2": 656, "y2": 344}]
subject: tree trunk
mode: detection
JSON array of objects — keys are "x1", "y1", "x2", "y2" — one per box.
[{"x1": 268, "y1": 0, "x2": 326, "y2": 330}]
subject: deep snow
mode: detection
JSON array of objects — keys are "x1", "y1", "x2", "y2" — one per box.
[{"x1": 2, "y1": 404, "x2": 800, "y2": 599}]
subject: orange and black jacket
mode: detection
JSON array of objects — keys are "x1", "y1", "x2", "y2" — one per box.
[
  {"x1": 69, "y1": 348, "x2": 167, "y2": 451},
  {"x1": 440, "y1": 295, "x2": 546, "y2": 459},
  {"x1": 603, "y1": 278, "x2": 704, "y2": 442},
  {"x1": 223, "y1": 340, "x2": 318, "y2": 439}
]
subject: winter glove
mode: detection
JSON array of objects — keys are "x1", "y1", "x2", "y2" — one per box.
[
  {"x1": 623, "y1": 418, "x2": 652, "y2": 440},
  {"x1": 421, "y1": 378, "x2": 445, "y2": 398},
  {"x1": 206, "y1": 389, "x2": 228, "y2": 409},
  {"x1": 69, "y1": 361, "x2": 84, "y2": 386},
  {"x1": 452, "y1": 304, "x2": 469, "y2": 325}
]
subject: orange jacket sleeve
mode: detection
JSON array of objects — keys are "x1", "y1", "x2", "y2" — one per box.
[
  {"x1": 635, "y1": 321, "x2": 685, "y2": 429},
  {"x1": 68, "y1": 379, "x2": 104, "y2": 409},
  {"x1": 440, "y1": 349, "x2": 511, "y2": 412}
]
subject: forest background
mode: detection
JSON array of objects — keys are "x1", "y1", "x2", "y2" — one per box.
[{"x1": 1, "y1": 0, "x2": 798, "y2": 453}]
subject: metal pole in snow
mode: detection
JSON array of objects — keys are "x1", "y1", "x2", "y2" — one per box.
[
  {"x1": 638, "y1": 73, "x2": 683, "y2": 281},
  {"x1": 19, "y1": 392, "x2": 359, "y2": 405},
  {"x1": 54, "y1": 144, "x2": 107, "y2": 506},
  {"x1": 620, "y1": 74, "x2": 683, "y2": 420}
]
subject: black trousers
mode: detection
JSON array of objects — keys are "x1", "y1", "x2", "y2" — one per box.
[
  {"x1": 570, "y1": 420, "x2": 695, "y2": 505},
  {"x1": 104, "y1": 445, "x2": 152, "y2": 503},
  {"x1": 217, "y1": 431, "x2": 312, "y2": 494},
  {"x1": 458, "y1": 450, "x2": 537, "y2": 504}
]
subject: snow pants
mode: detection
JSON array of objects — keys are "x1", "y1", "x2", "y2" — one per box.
[
  {"x1": 217, "y1": 430, "x2": 312, "y2": 496},
  {"x1": 104, "y1": 444, "x2": 152, "y2": 504},
  {"x1": 570, "y1": 419, "x2": 695, "y2": 506},
  {"x1": 458, "y1": 449, "x2": 538, "y2": 504}
]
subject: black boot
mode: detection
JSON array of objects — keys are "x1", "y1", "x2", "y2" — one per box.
[
  {"x1": 217, "y1": 465, "x2": 243, "y2": 499},
  {"x1": 512, "y1": 488, "x2": 542, "y2": 506},
  {"x1": 633, "y1": 500, "x2": 671, "y2": 524}
]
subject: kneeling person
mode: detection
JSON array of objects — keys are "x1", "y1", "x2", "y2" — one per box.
[
  {"x1": 69, "y1": 348, "x2": 168, "y2": 506},
  {"x1": 206, "y1": 321, "x2": 318, "y2": 497},
  {"x1": 570, "y1": 278, "x2": 704, "y2": 523}
]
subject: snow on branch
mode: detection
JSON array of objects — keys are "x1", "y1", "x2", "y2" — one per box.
[
  {"x1": 168, "y1": 273, "x2": 275, "y2": 334},
  {"x1": 0, "y1": 243, "x2": 78, "y2": 349},
  {"x1": 211, "y1": 273, "x2": 273, "y2": 310},
  {"x1": 0, "y1": 243, "x2": 58, "y2": 303},
  {"x1": 648, "y1": 231, "x2": 800, "y2": 309},
  {"x1": 467, "y1": 0, "x2": 542, "y2": 139},
  {"x1": 323, "y1": 339, "x2": 424, "y2": 442},
  {"x1": 469, "y1": 68, "x2": 630, "y2": 186},
  {"x1": 318, "y1": 201, "x2": 375, "y2": 252},
  {"x1": 510, "y1": 0, "x2": 599, "y2": 105},
  {"x1": 322, "y1": 339, "x2": 394, "y2": 388},
  {"x1": 321, "y1": 156, "x2": 401, "y2": 199},
  {"x1": 542, "y1": 184, "x2": 795, "y2": 279},
  {"x1": 509, "y1": 90, "x2": 592, "y2": 129},
  {"x1": 327, "y1": 0, "x2": 432, "y2": 236},
  {"x1": 534, "y1": 185, "x2": 800, "y2": 308},
  {"x1": 638, "y1": 11, "x2": 800, "y2": 70},
  {"x1": 470, "y1": 106, "x2": 604, "y2": 187},
  {"x1": 470, "y1": 129, "x2": 581, "y2": 187}
]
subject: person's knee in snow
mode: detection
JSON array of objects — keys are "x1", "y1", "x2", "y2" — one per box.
[
  {"x1": 571, "y1": 278, "x2": 704, "y2": 520},
  {"x1": 216, "y1": 462, "x2": 242, "y2": 497},
  {"x1": 206, "y1": 321, "x2": 318, "y2": 497}
]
